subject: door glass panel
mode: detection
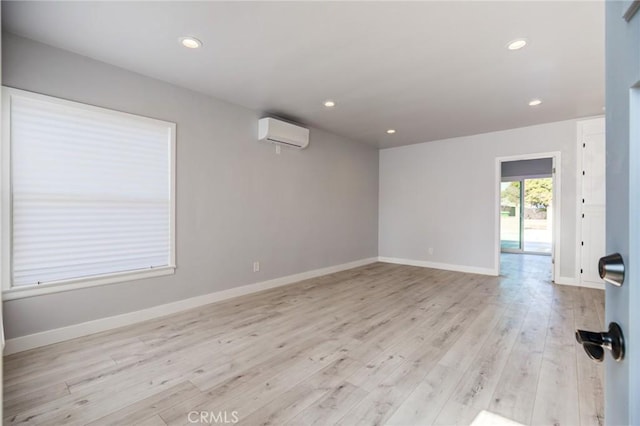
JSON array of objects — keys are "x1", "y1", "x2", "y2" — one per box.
[
  {"x1": 500, "y1": 181, "x2": 521, "y2": 250},
  {"x1": 523, "y1": 178, "x2": 552, "y2": 253}
]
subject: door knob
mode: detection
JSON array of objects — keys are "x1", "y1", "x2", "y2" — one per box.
[
  {"x1": 599, "y1": 253, "x2": 625, "y2": 286},
  {"x1": 575, "y1": 322, "x2": 625, "y2": 362}
]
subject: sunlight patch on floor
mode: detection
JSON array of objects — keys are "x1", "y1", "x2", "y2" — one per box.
[{"x1": 470, "y1": 410, "x2": 525, "y2": 426}]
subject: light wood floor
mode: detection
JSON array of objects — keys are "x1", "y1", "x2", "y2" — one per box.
[{"x1": 4, "y1": 254, "x2": 604, "y2": 426}]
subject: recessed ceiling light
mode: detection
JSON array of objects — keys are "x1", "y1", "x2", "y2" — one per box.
[
  {"x1": 507, "y1": 39, "x2": 527, "y2": 50},
  {"x1": 386, "y1": 129, "x2": 396, "y2": 134},
  {"x1": 323, "y1": 100, "x2": 336, "y2": 108},
  {"x1": 529, "y1": 99, "x2": 542, "y2": 107},
  {"x1": 179, "y1": 36, "x2": 202, "y2": 49}
]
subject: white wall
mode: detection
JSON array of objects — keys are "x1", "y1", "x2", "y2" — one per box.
[
  {"x1": 379, "y1": 118, "x2": 595, "y2": 279},
  {"x1": 1, "y1": 33, "x2": 379, "y2": 339}
]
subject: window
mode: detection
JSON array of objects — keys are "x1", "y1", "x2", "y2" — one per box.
[{"x1": 2, "y1": 88, "x2": 176, "y2": 299}]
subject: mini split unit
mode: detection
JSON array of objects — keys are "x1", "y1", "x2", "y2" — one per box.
[{"x1": 258, "y1": 117, "x2": 309, "y2": 149}]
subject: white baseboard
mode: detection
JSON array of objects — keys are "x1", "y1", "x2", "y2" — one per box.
[
  {"x1": 554, "y1": 276, "x2": 578, "y2": 286},
  {"x1": 4, "y1": 257, "x2": 378, "y2": 355},
  {"x1": 378, "y1": 257, "x2": 498, "y2": 276},
  {"x1": 554, "y1": 276, "x2": 605, "y2": 290}
]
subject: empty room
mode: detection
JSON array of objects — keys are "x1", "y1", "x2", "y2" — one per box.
[{"x1": 1, "y1": 1, "x2": 639, "y2": 425}]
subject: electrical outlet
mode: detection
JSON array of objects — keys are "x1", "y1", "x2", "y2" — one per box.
[
  {"x1": 253, "y1": 261, "x2": 260, "y2": 272},
  {"x1": 428, "y1": 247, "x2": 434, "y2": 255},
  {"x1": 275, "y1": 145, "x2": 281, "y2": 155}
]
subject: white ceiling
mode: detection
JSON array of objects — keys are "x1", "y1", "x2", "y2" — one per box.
[{"x1": 2, "y1": 1, "x2": 604, "y2": 149}]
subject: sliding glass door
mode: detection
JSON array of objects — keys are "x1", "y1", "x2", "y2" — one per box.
[
  {"x1": 523, "y1": 178, "x2": 552, "y2": 253},
  {"x1": 500, "y1": 181, "x2": 521, "y2": 250},
  {"x1": 501, "y1": 178, "x2": 552, "y2": 254}
]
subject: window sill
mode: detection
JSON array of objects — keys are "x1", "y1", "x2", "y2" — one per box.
[{"x1": 2, "y1": 266, "x2": 176, "y2": 300}]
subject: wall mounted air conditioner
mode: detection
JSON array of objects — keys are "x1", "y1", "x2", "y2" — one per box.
[{"x1": 258, "y1": 117, "x2": 309, "y2": 149}]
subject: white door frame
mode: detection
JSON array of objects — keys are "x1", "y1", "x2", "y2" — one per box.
[{"x1": 494, "y1": 151, "x2": 562, "y2": 282}]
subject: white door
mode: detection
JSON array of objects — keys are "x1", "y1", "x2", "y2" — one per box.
[
  {"x1": 579, "y1": 119, "x2": 606, "y2": 286},
  {"x1": 602, "y1": 2, "x2": 640, "y2": 424}
]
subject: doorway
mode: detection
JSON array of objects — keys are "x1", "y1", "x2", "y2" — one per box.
[{"x1": 495, "y1": 152, "x2": 561, "y2": 282}]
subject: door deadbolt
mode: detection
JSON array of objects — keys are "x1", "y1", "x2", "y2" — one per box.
[{"x1": 599, "y1": 253, "x2": 625, "y2": 287}]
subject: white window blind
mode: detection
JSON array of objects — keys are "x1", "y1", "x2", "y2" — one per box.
[{"x1": 8, "y1": 92, "x2": 175, "y2": 288}]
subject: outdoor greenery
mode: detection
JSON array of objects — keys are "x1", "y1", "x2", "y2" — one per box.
[
  {"x1": 501, "y1": 181, "x2": 520, "y2": 207},
  {"x1": 501, "y1": 178, "x2": 553, "y2": 209}
]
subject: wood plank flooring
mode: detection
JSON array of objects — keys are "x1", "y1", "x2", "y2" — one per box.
[{"x1": 3, "y1": 254, "x2": 604, "y2": 425}]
